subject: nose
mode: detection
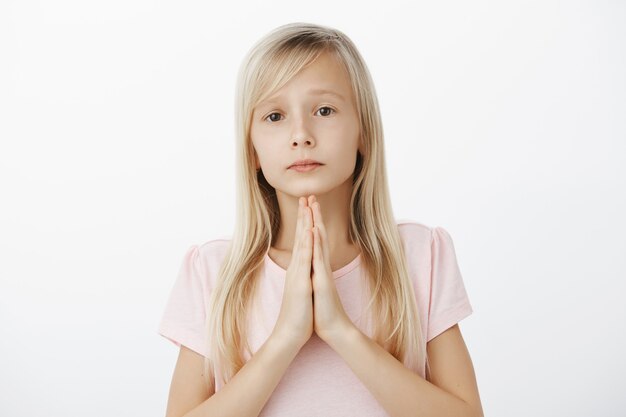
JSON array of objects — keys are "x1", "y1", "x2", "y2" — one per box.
[
  {"x1": 292, "y1": 136, "x2": 313, "y2": 147},
  {"x1": 290, "y1": 115, "x2": 315, "y2": 147}
]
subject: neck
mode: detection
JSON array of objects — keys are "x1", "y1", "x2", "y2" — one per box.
[{"x1": 273, "y1": 178, "x2": 354, "y2": 254}]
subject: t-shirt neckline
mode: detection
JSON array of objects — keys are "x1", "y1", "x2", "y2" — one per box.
[{"x1": 264, "y1": 251, "x2": 362, "y2": 279}]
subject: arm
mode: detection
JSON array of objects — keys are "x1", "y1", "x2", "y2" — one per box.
[
  {"x1": 326, "y1": 323, "x2": 484, "y2": 417},
  {"x1": 176, "y1": 333, "x2": 301, "y2": 417}
]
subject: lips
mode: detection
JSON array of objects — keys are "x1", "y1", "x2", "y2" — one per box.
[
  {"x1": 290, "y1": 163, "x2": 322, "y2": 172},
  {"x1": 288, "y1": 159, "x2": 323, "y2": 168}
]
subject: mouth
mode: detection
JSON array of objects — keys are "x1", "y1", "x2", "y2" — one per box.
[{"x1": 289, "y1": 163, "x2": 323, "y2": 172}]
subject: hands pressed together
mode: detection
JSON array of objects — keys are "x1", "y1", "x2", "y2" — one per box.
[{"x1": 272, "y1": 195, "x2": 356, "y2": 350}]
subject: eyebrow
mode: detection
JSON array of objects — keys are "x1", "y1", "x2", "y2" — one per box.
[
  {"x1": 306, "y1": 88, "x2": 346, "y2": 101},
  {"x1": 260, "y1": 88, "x2": 347, "y2": 105}
]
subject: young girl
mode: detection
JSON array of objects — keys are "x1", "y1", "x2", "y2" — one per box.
[{"x1": 158, "y1": 22, "x2": 483, "y2": 417}]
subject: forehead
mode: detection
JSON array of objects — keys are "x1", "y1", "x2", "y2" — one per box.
[{"x1": 257, "y1": 52, "x2": 353, "y2": 106}]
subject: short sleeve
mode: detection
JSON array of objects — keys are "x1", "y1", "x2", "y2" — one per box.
[
  {"x1": 157, "y1": 244, "x2": 210, "y2": 357},
  {"x1": 427, "y1": 226, "x2": 473, "y2": 342}
]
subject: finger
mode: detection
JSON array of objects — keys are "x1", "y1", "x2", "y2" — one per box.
[
  {"x1": 314, "y1": 227, "x2": 327, "y2": 280},
  {"x1": 313, "y1": 226, "x2": 321, "y2": 265},
  {"x1": 309, "y1": 195, "x2": 321, "y2": 225},
  {"x1": 310, "y1": 199, "x2": 317, "y2": 226},
  {"x1": 313, "y1": 202, "x2": 330, "y2": 261},
  {"x1": 301, "y1": 207, "x2": 313, "y2": 267},
  {"x1": 292, "y1": 197, "x2": 304, "y2": 257},
  {"x1": 305, "y1": 205, "x2": 313, "y2": 244},
  {"x1": 312, "y1": 201, "x2": 322, "y2": 225}
]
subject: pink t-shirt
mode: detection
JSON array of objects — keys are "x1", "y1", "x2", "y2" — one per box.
[{"x1": 157, "y1": 220, "x2": 473, "y2": 416}]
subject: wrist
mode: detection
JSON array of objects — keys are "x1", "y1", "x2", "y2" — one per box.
[
  {"x1": 321, "y1": 321, "x2": 359, "y2": 349},
  {"x1": 269, "y1": 330, "x2": 308, "y2": 354}
]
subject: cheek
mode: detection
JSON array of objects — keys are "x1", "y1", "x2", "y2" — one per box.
[
  {"x1": 251, "y1": 142, "x2": 286, "y2": 175},
  {"x1": 326, "y1": 116, "x2": 358, "y2": 139},
  {"x1": 326, "y1": 126, "x2": 360, "y2": 156},
  {"x1": 250, "y1": 134, "x2": 273, "y2": 161}
]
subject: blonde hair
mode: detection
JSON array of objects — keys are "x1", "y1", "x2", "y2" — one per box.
[{"x1": 203, "y1": 22, "x2": 429, "y2": 389}]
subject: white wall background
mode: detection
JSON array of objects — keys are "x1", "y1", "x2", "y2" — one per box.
[{"x1": 1, "y1": 0, "x2": 624, "y2": 415}]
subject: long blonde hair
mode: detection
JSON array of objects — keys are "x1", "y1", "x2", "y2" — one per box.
[{"x1": 203, "y1": 22, "x2": 429, "y2": 389}]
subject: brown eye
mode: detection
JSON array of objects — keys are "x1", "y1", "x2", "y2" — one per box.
[
  {"x1": 265, "y1": 112, "x2": 282, "y2": 122},
  {"x1": 317, "y1": 106, "x2": 335, "y2": 117}
]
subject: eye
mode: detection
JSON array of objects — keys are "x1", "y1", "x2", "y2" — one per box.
[
  {"x1": 316, "y1": 106, "x2": 336, "y2": 117},
  {"x1": 263, "y1": 106, "x2": 336, "y2": 123},
  {"x1": 264, "y1": 112, "x2": 282, "y2": 123}
]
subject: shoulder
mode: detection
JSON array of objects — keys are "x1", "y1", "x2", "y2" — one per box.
[
  {"x1": 182, "y1": 237, "x2": 231, "y2": 289},
  {"x1": 396, "y1": 219, "x2": 455, "y2": 246},
  {"x1": 396, "y1": 219, "x2": 435, "y2": 246},
  {"x1": 396, "y1": 218, "x2": 432, "y2": 233},
  {"x1": 196, "y1": 237, "x2": 231, "y2": 261},
  {"x1": 395, "y1": 220, "x2": 460, "y2": 276}
]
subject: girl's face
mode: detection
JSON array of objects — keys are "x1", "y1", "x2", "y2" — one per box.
[{"x1": 250, "y1": 51, "x2": 362, "y2": 198}]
